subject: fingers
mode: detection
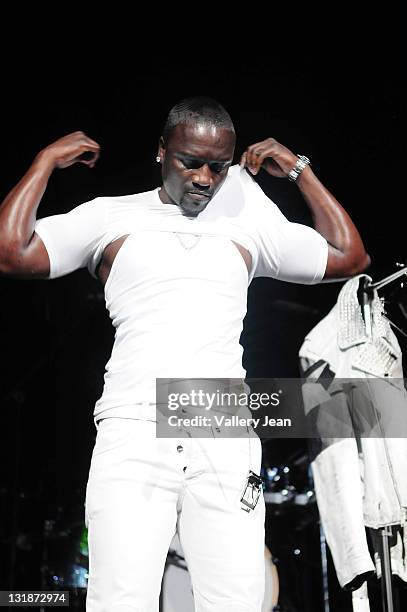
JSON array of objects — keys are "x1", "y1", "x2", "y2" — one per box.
[
  {"x1": 70, "y1": 133, "x2": 101, "y2": 168},
  {"x1": 244, "y1": 145, "x2": 267, "y2": 175},
  {"x1": 79, "y1": 157, "x2": 98, "y2": 167},
  {"x1": 83, "y1": 135, "x2": 100, "y2": 149},
  {"x1": 241, "y1": 138, "x2": 278, "y2": 175},
  {"x1": 76, "y1": 149, "x2": 100, "y2": 167},
  {"x1": 249, "y1": 148, "x2": 268, "y2": 175},
  {"x1": 42, "y1": 131, "x2": 102, "y2": 170},
  {"x1": 62, "y1": 131, "x2": 99, "y2": 147}
]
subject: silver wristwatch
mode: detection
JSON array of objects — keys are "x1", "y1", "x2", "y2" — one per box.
[{"x1": 287, "y1": 155, "x2": 311, "y2": 182}]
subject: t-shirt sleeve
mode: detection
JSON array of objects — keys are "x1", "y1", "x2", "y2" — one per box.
[
  {"x1": 34, "y1": 197, "x2": 107, "y2": 279},
  {"x1": 238, "y1": 169, "x2": 328, "y2": 284},
  {"x1": 253, "y1": 204, "x2": 328, "y2": 283}
]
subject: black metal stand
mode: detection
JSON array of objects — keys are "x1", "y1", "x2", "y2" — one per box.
[
  {"x1": 379, "y1": 526, "x2": 394, "y2": 612},
  {"x1": 319, "y1": 523, "x2": 331, "y2": 612}
]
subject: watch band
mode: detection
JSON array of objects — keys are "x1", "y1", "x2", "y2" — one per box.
[{"x1": 287, "y1": 154, "x2": 311, "y2": 182}]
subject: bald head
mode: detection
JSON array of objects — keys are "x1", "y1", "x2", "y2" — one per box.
[{"x1": 162, "y1": 96, "x2": 235, "y2": 146}]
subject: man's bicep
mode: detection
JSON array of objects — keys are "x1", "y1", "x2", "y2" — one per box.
[
  {"x1": 1, "y1": 232, "x2": 51, "y2": 279},
  {"x1": 322, "y1": 244, "x2": 358, "y2": 280},
  {"x1": 21, "y1": 232, "x2": 51, "y2": 278}
]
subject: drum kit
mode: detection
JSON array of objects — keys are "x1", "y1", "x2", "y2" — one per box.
[
  {"x1": 33, "y1": 522, "x2": 278, "y2": 611},
  {"x1": 34, "y1": 515, "x2": 89, "y2": 609},
  {"x1": 13, "y1": 450, "x2": 314, "y2": 612},
  {"x1": 161, "y1": 535, "x2": 279, "y2": 612},
  {"x1": 160, "y1": 454, "x2": 316, "y2": 612}
]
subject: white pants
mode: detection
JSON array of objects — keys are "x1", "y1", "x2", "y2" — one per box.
[{"x1": 84, "y1": 418, "x2": 265, "y2": 612}]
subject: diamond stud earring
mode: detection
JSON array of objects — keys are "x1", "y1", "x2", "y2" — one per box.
[{"x1": 156, "y1": 156, "x2": 161, "y2": 163}]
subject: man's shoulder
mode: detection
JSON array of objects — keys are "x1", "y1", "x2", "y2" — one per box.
[
  {"x1": 90, "y1": 189, "x2": 160, "y2": 224},
  {"x1": 94, "y1": 188, "x2": 159, "y2": 208}
]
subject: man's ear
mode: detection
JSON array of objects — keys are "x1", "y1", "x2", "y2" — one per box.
[{"x1": 158, "y1": 136, "x2": 166, "y2": 161}]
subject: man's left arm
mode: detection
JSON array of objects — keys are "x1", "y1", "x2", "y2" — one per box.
[{"x1": 240, "y1": 138, "x2": 371, "y2": 279}]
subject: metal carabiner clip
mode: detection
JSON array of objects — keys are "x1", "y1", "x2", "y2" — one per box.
[{"x1": 240, "y1": 470, "x2": 263, "y2": 512}]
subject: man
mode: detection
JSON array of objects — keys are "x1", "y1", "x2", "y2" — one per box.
[{"x1": 0, "y1": 97, "x2": 370, "y2": 611}]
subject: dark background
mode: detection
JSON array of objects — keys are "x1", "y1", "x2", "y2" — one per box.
[{"x1": 0, "y1": 48, "x2": 406, "y2": 611}]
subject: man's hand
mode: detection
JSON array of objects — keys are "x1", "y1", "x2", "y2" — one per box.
[
  {"x1": 240, "y1": 138, "x2": 297, "y2": 178},
  {"x1": 0, "y1": 131, "x2": 101, "y2": 278},
  {"x1": 240, "y1": 137, "x2": 371, "y2": 279},
  {"x1": 37, "y1": 131, "x2": 101, "y2": 170}
]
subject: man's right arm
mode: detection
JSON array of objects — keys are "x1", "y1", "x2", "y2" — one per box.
[{"x1": 0, "y1": 131, "x2": 100, "y2": 278}]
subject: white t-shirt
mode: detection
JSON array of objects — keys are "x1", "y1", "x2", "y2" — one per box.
[{"x1": 35, "y1": 165, "x2": 328, "y2": 420}]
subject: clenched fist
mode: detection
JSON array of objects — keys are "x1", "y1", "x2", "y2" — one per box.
[{"x1": 37, "y1": 131, "x2": 101, "y2": 170}]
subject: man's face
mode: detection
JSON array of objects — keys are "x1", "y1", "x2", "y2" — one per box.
[{"x1": 158, "y1": 122, "x2": 235, "y2": 217}]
